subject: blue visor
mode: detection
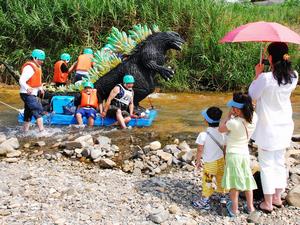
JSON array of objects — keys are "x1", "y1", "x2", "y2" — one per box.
[
  {"x1": 227, "y1": 100, "x2": 244, "y2": 109},
  {"x1": 201, "y1": 109, "x2": 220, "y2": 123}
]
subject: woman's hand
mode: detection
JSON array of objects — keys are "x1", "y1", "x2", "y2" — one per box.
[{"x1": 255, "y1": 63, "x2": 264, "y2": 78}]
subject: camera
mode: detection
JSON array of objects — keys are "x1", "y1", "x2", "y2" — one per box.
[{"x1": 261, "y1": 59, "x2": 270, "y2": 66}]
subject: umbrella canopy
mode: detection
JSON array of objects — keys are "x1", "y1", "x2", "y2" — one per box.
[{"x1": 220, "y1": 21, "x2": 300, "y2": 44}]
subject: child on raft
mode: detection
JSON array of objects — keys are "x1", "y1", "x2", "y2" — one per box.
[
  {"x1": 218, "y1": 92, "x2": 258, "y2": 217},
  {"x1": 194, "y1": 106, "x2": 227, "y2": 210}
]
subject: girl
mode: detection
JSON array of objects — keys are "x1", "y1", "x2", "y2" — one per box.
[{"x1": 219, "y1": 92, "x2": 258, "y2": 216}]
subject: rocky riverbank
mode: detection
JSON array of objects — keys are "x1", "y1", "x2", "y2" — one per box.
[{"x1": 0, "y1": 131, "x2": 300, "y2": 224}]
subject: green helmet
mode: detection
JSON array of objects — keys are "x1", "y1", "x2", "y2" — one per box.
[
  {"x1": 83, "y1": 48, "x2": 93, "y2": 55},
  {"x1": 31, "y1": 49, "x2": 46, "y2": 60},
  {"x1": 83, "y1": 81, "x2": 94, "y2": 88},
  {"x1": 60, "y1": 53, "x2": 71, "y2": 62},
  {"x1": 123, "y1": 74, "x2": 135, "y2": 84}
]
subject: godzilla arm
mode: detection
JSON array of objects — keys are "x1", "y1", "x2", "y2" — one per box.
[{"x1": 144, "y1": 60, "x2": 174, "y2": 81}]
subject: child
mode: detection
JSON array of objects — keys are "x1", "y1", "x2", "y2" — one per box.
[
  {"x1": 194, "y1": 106, "x2": 227, "y2": 210},
  {"x1": 219, "y1": 92, "x2": 258, "y2": 217},
  {"x1": 76, "y1": 81, "x2": 103, "y2": 127}
]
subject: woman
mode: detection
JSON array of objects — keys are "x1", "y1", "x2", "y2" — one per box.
[{"x1": 249, "y1": 42, "x2": 298, "y2": 212}]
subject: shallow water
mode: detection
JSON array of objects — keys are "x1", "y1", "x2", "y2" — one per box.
[{"x1": 0, "y1": 85, "x2": 299, "y2": 137}]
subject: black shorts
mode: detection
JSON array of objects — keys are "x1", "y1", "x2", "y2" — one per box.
[
  {"x1": 107, "y1": 105, "x2": 130, "y2": 119},
  {"x1": 20, "y1": 93, "x2": 44, "y2": 122}
]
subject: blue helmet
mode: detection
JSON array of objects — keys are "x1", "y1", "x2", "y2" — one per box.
[
  {"x1": 83, "y1": 48, "x2": 93, "y2": 55},
  {"x1": 31, "y1": 49, "x2": 46, "y2": 60},
  {"x1": 60, "y1": 53, "x2": 71, "y2": 62},
  {"x1": 123, "y1": 74, "x2": 135, "y2": 84}
]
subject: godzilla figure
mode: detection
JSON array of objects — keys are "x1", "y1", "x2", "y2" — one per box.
[{"x1": 94, "y1": 31, "x2": 184, "y2": 105}]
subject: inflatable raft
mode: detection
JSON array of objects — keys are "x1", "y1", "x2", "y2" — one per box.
[{"x1": 18, "y1": 96, "x2": 157, "y2": 127}]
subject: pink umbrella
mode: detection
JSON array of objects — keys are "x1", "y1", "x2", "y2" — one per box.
[
  {"x1": 220, "y1": 21, "x2": 300, "y2": 63},
  {"x1": 220, "y1": 21, "x2": 300, "y2": 44}
]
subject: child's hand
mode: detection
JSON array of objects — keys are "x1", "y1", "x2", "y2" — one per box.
[{"x1": 196, "y1": 160, "x2": 203, "y2": 169}]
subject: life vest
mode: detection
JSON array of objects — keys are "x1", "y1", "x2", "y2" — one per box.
[
  {"x1": 21, "y1": 61, "x2": 42, "y2": 88},
  {"x1": 76, "y1": 54, "x2": 93, "y2": 71},
  {"x1": 53, "y1": 60, "x2": 68, "y2": 83},
  {"x1": 111, "y1": 84, "x2": 133, "y2": 109},
  {"x1": 80, "y1": 89, "x2": 98, "y2": 109}
]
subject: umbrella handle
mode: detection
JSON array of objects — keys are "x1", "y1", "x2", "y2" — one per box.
[{"x1": 260, "y1": 44, "x2": 263, "y2": 64}]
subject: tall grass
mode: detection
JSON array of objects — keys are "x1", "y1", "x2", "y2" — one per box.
[{"x1": 0, "y1": 0, "x2": 299, "y2": 91}]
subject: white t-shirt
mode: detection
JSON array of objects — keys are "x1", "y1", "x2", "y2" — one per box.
[
  {"x1": 249, "y1": 71, "x2": 298, "y2": 151},
  {"x1": 195, "y1": 127, "x2": 225, "y2": 163},
  {"x1": 226, "y1": 113, "x2": 258, "y2": 155},
  {"x1": 19, "y1": 65, "x2": 42, "y2": 96}
]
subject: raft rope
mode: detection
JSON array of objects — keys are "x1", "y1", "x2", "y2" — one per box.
[{"x1": 0, "y1": 100, "x2": 22, "y2": 113}]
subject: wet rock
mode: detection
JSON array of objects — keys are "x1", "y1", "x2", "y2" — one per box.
[
  {"x1": 0, "y1": 133, "x2": 6, "y2": 143},
  {"x1": 149, "y1": 141, "x2": 161, "y2": 151},
  {"x1": 34, "y1": 141, "x2": 46, "y2": 147},
  {"x1": 96, "y1": 158, "x2": 116, "y2": 169},
  {"x1": 286, "y1": 184, "x2": 300, "y2": 207},
  {"x1": 64, "y1": 141, "x2": 83, "y2": 150},
  {"x1": 6, "y1": 150, "x2": 22, "y2": 158}
]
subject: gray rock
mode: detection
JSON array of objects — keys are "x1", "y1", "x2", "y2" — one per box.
[
  {"x1": 97, "y1": 158, "x2": 116, "y2": 169},
  {"x1": 149, "y1": 209, "x2": 169, "y2": 224},
  {"x1": 164, "y1": 144, "x2": 180, "y2": 154},
  {"x1": 74, "y1": 135, "x2": 94, "y2": 147},
  {"x1": 156, "y1": 150, "x2": 172, "y2": 162},
  {"x1": 178, "y1": 141, "x2": 191, "y2": 151},
  {"x1": 95, "y1": 135, "x2": 111, "y2": 148},
  {"x1": 160, "y1": 163, "x2": 168, "y2": 171},
  {"x1": 181, "y1": 149, "x2": 196, "y2": 163},
  {"x1": 133, "y1": 167, "x2": 142, "y2": 176},
  {"x1": 90, "y1": 148, "x2": 102, "y2": 160},
  {"x1": 63, "y1": 149, "x2": 74, "y2": 156},
  {"x1": 286, "y1": 184, "x2": 300, "y2": 207},
  {"x1": 6, "y1": 150, "x2": 21, "y2": 158},
  {"x1": 172, "y1": 156, "x2": 181, "y2": 165},
  {"x1": 134, "y1": 160, "x2": 144, "y2": 170},
  {"x1": 150, "y1": 155, "x2": 160, "y2": 164},
  {"x1": 64, "y1": 141, "x2": 83, "y2": 150},
  {"x1": 149, "y1": 141, "x2": 161, "y2": 151}
]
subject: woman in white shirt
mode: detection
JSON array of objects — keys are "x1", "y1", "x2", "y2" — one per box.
[{"x1": 249, "y1": 42, "x2": 298, "y2": 213}]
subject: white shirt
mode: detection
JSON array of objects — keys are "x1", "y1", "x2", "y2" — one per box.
[
  {"x1": 195, "y1": 127, "x2": 225, "y2": 162},
  {"x1": 249, "y1": 71, "x2": 298, "y2": 151},
  {"x1": 226, "y1": 113, "x2": 257, "y2": 155},
  {"x1": 19, "y1": 65, "x2": 42, "y2": 96}
]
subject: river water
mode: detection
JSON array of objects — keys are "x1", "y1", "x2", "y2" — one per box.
[{"x1": 0, "y1": 85, "x2": 299, "y2": 137}]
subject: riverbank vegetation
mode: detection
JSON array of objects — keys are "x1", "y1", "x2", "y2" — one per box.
[{"x1": 0, "y1": 0, "x2": 299, "y2": 91}]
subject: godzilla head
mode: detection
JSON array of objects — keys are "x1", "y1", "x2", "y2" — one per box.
[{"x1": 154, "y1": 31, "x2": 185, "y2": 51}]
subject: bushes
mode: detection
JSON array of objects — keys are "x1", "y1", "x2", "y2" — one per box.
[{"x1": 0, "y1": 0, "x2": 299, "y2": 90}]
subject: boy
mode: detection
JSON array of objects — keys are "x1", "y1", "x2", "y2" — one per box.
[{"x1": 194, "y1": 106, "x2": 227, "y2": 209}]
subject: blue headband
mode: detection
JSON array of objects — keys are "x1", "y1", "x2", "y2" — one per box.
[
  {"x1": 201, "y1": 109, "x2": 220, "y2": 123},
  {"x1": 227, "y1": 100, "x2": 244, "y2": 109}
]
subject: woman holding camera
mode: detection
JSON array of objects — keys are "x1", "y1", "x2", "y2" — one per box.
[{"x1": 249, "y1": 42, "x2": 298, "y2": 212}]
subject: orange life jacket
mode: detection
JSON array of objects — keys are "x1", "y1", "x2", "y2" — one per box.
[
  {"x1": 80, "y1": 89, "x2": 98, "y2": 109},
  {"x1": 21, "y1": 61, "x2": 42, "y2": 88},
  {"x1": 76, "y1": 54, "x2": 93, "y2": 71},
  {"x1": 53, "y1": 60, "x2": 68, "y2": 83}
]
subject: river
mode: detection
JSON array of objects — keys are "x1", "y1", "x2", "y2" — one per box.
[{"x1": 0, "y1": 85, "x2": 299, "y2": 137}]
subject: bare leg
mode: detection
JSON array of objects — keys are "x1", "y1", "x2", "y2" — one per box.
[
  {"x1": 76, "y1": 113, "x2": 83, "y2": 125},
  {"x1": 36, "y1": 117, "x2": 44, "y2": 132},
  {"x1": 229, "y1": 189, "x2": 239, "y2": 214},
  {"x1": 88, "y1": 117, "x2": 94, "y2": 127},
  {"x1": 124, "y1": 116, "x2": 131, "y2": 124},
  {"x1": 245, "y1": 190, "x2": 255, "y2": 212},
  {"x1": 23, "y1": 122, "x2": 30, "y2": 132},
  {"x1": 272, "y1": 188, "x2": 283, "y2": 205},
  {"x1": 116, "y1": 109, "x2": 126, "y2": 129}
]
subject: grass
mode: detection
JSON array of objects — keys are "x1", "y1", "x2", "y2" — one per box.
[{"x1": 0, "y1": 0, "x2": 300, "y2": 91}]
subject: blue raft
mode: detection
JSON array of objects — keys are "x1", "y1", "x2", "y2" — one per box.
[
  {"x1": 18, "y1": 95, "x2": 157, "y2": 127},
  {"x1": 18, "y1": 109, "x2": 157, "y2": 127}
]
